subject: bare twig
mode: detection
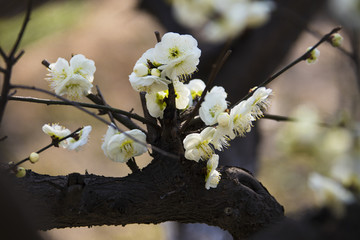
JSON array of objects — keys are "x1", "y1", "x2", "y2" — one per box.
[
  {"x1": 231, "y1": 27, "x2": 342, "y2": 108},
  {"x1": 154, "y1": 31, "x2": 161, "y2": 43},
  {"x1": 0, "y1": 1, "x2": 32, "y2": 126},
  {"x1": 10, "y1": 84, "x2": 179, "y2": 160}
]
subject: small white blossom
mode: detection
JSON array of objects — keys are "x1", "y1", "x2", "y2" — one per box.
[
  {"x1": 247, "y1": 87, "x2": 272, "y2": 118},
  {"x1": 185, "y1": 79, "x2": 206, "y2": 107},
  {"x1": 66, "y1": 126, "x2": 92, "y2": 151},
  {"x1": 230, "y1": 101, "x2": 254, "y2": 138},
  {"x1": 212, "y1": 112, "x2": 233, "y2": 150},
  {"x1": 153, "y1": 32, "x2": 201, "y2": 80},
  {"x1": 145, "y1": 90, "x2": 168, "y2": 119},
  {"x1": 102, "y1": 128, "x2": 147, "y2": 163},
  {"x1": 42, "y1": 123, "x2": 71, "y2": 148},
  {"x1": 47, "y1": 54, "x2": 96, "y2": 100},
  {"x1": 183, "y1": 127, "x2": 216, "y2": 161},
  {"x1": 305, "y1": 47, "x2": 320, "y2": 64},
  {"x1": 145, "y1": 81, "x2": 190, "y2": 118},
  {"x1": 205, "y1": 154, "x2": 221, "y2": 190},
  {"x1": 199, "y1": 86, "x2": 228, "y2": 125}
]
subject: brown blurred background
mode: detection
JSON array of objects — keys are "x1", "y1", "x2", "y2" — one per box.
[{"x1": 0, "y1": 0, "x2": 359, "y2": 239}]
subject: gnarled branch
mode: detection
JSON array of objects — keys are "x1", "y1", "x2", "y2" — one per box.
[{"x1": 8, "y1": 157, "x2": 284, "y2": 240}]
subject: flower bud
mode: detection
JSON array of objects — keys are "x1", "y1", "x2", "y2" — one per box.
[
  {"x1": 306, "y1": 47, "x2": 320, "y2": 64},
  {"x1": 330, "y1": 33, "x2": 343, "y2": 47},
  {"x1": 16, "y1": 167, "x2": 26, "y2": 178},
  {"x1": 29, "y1": 152, "x2": 39, "y2": 163},
  {"x1": 133, "y1": 63, "x2": 149, "y2": 77},
  {"x1": 150, "y1": 68, "x2": 161, "y2": 77}
]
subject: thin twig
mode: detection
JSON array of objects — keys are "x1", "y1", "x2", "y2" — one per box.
[
  {"x1": 9, "y1": 0, "x2": 32, "y2": 58},
  {"x1": 126, "y1": 157, "x2": 140, "y2": 173},
  {"x1": 231, "y1": 27, "x2": 342, "y2": 108},
  {"x1": 7, "y1": 95, "x2": 158, "y2": 128},
  {"x1": 10, "y1": 84, "x2": 179, "y2": 160},
  {"x1": 12, "y1": 127, "x2": 82, "y2": 169},
  {"x1": 154, "y1": 31, "x2": 161, "y2": 43},
  {"x1": 0, "y1": 0, "x2": 32, "y2": 126},
  {"x1": 95, "y1": 85, "x2": 118, "y2": 127}
]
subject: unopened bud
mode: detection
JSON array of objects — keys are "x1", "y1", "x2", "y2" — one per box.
[
  {"x1": 306, "y1": 47, "x2": 320, "y2": 64},
  {"x1": 330, "y1": 33, "x2": 343, "y2": 47},
  {"x1": 133, "y1": 63, "x2": 149, "y2": 77},
  {"x1": 29, "y1": 152, "x2": 39, "y2": 164},
  {"x1": 16, "y1": 167, "x2": 26, "y2": 178},
  {"x1": 151, "y1": 68, "x2": 161, "y2": 77}
]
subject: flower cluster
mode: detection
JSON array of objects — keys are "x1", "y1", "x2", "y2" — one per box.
[
  {"x1": 42, "y1": 123, "x2": 92, "y2": 151},
  {"x1": 129, "y1": 32, "x2": 201, "y2": 118},
  {"x1": 171, "y1": 0, "x2": 275, "y2": 43},
  {"x1": 46, "y1": 54, "x2": 96, "y2": 100},
  {"x1": 184, "y1": 86, "x2": 272, "y2": 189}
]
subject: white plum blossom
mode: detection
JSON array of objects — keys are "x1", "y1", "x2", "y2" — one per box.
[
  {"x1": 173, "y1": 81, "x2": 190, "y2": 109},
  {"x1": 212, "y1": 112, "x2": 233, "y2": 150},
  {"x1": 145, "y1": 81, "x2": 190, "y2": 118},
  {"x1": 101, "y1": 127, "x2": 147, "y2": 163},
  {"x1": 129, "y1": 48, "x2": 169, "y2": 93},
  {"x1": 66, "y1": 126, "x2": 92, "y2": 151},
  {"x1": 183, "y1": 127, "x2": 216, "y2": 161},
  {"x1": 205, "y1": 154, "x2": 221, "y2": 190},
  {"x1": 305, "y1": 47, "x2": 320, "y2": 64},
  {"x1": 47, "y1": 54, "x2": 96, "y2": 100},
  {"x1": 247, "y1": 87, "x2": 272, "y2": 118},
  {"x1": 199, "y1": 86, "x2": 228, "y2": 125},
  {"x1": 145, "y1": 90, "x2": 168, "y2": 119},
  {"x1": 230, "y1": 101, "x2": 254, "y2": 138},
  {"x1": 185, "y1": 79, "x2": 206, "y2": 107},
  {"x1": 42, "y1": 123, "x2": 71, "y2": 148},
  {"x1": 153, "y1": 32, "x2": 201, "y2": 80}
]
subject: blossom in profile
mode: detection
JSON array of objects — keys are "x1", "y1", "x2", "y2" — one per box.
[
  {"x1": 247, "y1": 87, "x2": 272, "y2": 118},
  {"x1": 153, "y1": 32, "x2": 201, "y2": 80},
  {"x1": 185, "y1": 79, "x2": 206, "y2": 107},
  {"x1": 199, "y1": 86, "x2": 228, "y2": 125},
  {"x1": 183, "y1": 127, "x2": 215, "y2": 161},
  {"x1": 230, "y1": 101, "x2": 254, "y2": 138},
  {"x1": 66, "y1": 126, "x2": 92, "y2": 151},
  {"x1": 205, "y1": 154, "x2": 221, "y2": 190},
  {"x1": 47, "y1": 54, "x2": 96, "y2": 100},
  {"x1": 101, "y1": 127, "x2": 147, "y2": 163},
  {"x1": 42, "y1": 123, "x2": 71, "y2": 148},
  {"x1": 305, "y1": 47, "x2": 320, "y2": 64},
  {"x1": 212, "y1": 112, "x2": 233, "y2": 150}
]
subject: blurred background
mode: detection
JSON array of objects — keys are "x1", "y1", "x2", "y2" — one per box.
[{"x1": 0, "y1": 0, "x2": 359, "y2": 239}]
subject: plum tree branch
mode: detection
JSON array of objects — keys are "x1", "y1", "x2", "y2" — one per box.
[{"x1": 5, "y1": 158, "x2": 284, "y2": 240}]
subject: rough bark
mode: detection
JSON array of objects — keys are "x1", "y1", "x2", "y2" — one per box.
[{"x1": 8, "y1": 158, "x2": 284, "y2": 240}]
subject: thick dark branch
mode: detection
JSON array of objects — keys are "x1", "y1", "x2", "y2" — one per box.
[{"x1": 8, "y1": 159, "x2": 284, "y2": 239}]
